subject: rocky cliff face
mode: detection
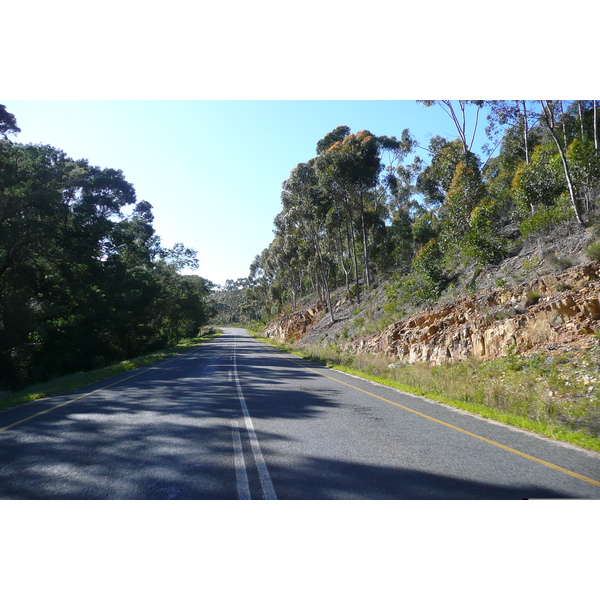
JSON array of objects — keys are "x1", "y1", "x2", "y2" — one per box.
[
  {"x1": 348, "y1": 261, "x2": 600, "y2": 364},
  {"x1": 263, "y1": 301, "x2": 325, "y2": 342},
  {"x1": 265, "y1": 261, "x2": 600, "y2": 364}
]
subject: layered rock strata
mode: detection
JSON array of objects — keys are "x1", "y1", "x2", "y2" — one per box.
[
  {"x1": 263, "y1": 301, "x2": 325, "y2": 342},
  {"x1": 350, "y1": 262, "x2": 600, "y2": 364},
  {"x1": 264, "y1": 262, "x2": 600, "y2": 364}
]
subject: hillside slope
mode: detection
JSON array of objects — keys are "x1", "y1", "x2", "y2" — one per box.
[
  {"x1": 263, "y1": 226, "x2": 600, "y2": 365},
  {"x1": 348, "y1": 260, "x2": 600, "y2": 363}
]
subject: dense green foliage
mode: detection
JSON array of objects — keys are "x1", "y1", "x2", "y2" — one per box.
[
  {"x1": 0, "y1": 105, "x2": 212, "y2": 390},
  {"x1": 212, "y1": 100, "x2": 600, "y2": 325}
]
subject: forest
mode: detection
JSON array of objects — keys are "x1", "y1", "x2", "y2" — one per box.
[
  {"x1": 0, "y1": 105, "x2": 212, "y2": 391},
  {"x1": 210, "y1": 101, "x2": 600, "y2": 326}
]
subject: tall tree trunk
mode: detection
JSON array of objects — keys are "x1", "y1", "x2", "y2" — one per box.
[
  {"x1": 341, "y1": 195, "x2": 361, "y2": 303},
  {"x1": 360, "y1": 208, "x2": 371, "y2": 288},
  {"x1": 578, "y1": 101, "x2": 586, "y2": 141},
  {"x1": 308, "y1": 227, "x2": 334, "y2": 324},
  {"x1": 558, "y1": 101, "x2": 569, "y2": 148},
  {"x1": 291, "y1": 284, "x2": 297, "y2": 312},
  {"x1": 336, "y1": 224, "x2": 351, "y2": 298},
  {"x1": 539, "y1": 101, "x2": 586, "y2": 227},
  {"x1": 521, "y1": 101, "x2": 530, "y2": 164},
  {"x1": 594, "y1": 100, "x2": 598, "y2": 154}
]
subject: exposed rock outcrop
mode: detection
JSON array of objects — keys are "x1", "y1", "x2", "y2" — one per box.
[
  {"x1": 349, "y1": 261, "x2": 600, "y2": 364},
  {"x1": 265, "y1": 261, "x2": 600, "y2": 364},
  {"x1": 263, "y1": 301, "x2": 325, "y2": 342}
]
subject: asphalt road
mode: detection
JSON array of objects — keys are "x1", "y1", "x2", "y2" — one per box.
[{"x1": 1, "y1": 327, "x2": 599, "y2": 499}]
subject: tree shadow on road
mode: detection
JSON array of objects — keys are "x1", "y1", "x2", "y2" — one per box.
[{"x1": 0, "y1": 330, "x2": 589, "y2": 500}]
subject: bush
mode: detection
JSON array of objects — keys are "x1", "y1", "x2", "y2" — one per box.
[
  {"x1": 526, "y1": 290, "x2": 542, "y2": 306},
  {"x1": 397, "y1": 239, "x2": 449, "y2": 304},
  {"x1": 464, "y1": 198, "x2": 507, "y2": 266},
  {"x1": 511, "y1": 145, "x2": 565, "y2": 214},
  {"x1": 519, "y1": 194, "x2": 574, "y2": 238},
  {"x1": 586, "y1": 240, "x2": 600, "y2": 261},
  {"x1": 545, "y1": 252, "x2": 574, "y2": 270}
]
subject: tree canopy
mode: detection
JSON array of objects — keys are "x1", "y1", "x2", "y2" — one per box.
[
  {"x1": 0, "y1": 110, "x2": 212, "y2": 390},
  {"x1": 215, "y1": 100, "x2": 600, "y2": 326}
]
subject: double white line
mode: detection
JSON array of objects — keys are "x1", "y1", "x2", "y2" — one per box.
[{"x1": 231, "y1": 338, "x2": 277, "y2": 500}]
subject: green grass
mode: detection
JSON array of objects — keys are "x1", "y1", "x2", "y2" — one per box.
[
  {"x1": 0, "y1": 328, "x2": 222, "y2": 413},
  {"x1": 251, "y1": 333, "x2": 600, "y2": 453}
]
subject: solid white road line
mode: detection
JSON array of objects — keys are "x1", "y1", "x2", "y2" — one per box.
[
  {"x1": 232, "y1": 421, "x2": 251, "y2": 500},
  {"x1": 232, "y1": 337, "x2": 277, "y2": 500}
]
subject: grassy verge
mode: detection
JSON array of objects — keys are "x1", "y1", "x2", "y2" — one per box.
[
  {"x1": 0, "y1": 328, "x2": 222, "y2": 413},
  {"x1": 251, "y1": 333, "x2": 600, "y2": 453}
]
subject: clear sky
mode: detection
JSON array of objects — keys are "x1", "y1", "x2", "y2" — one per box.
[
  {"x1": 4, "y1": 5, "x2": 592, "y2": 287},
  {"x1": 4, "y1": 100, "x2": 496, "y2": 285}
]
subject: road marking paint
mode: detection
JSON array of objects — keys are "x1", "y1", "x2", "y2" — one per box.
[
  {"x1": 0, "y1": 348, "x2": 206, "y2": 434},
  {"x1": 232, "y1": 421, "x2": 251, "y2": 500},
  {"x1": 232, "y1": 338, "x2": 277, "y2": 500},
  {"x1": 276, "y1": 353, "x2": 600, "y2": 489}
]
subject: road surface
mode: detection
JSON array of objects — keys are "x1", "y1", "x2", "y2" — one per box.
[{"x1": 1, "y1": 327, "x2": 599, "y2": 499}]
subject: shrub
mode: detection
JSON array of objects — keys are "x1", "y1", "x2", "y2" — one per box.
[
  {"x1": 400, "y1": 239, "x2": 449, "y2": 304},
  {"x1": 519, "y1": 194, "x2": 574, "y2": 238},
  {"x1": 526, "y1": 289, "x2": 542, "y2": 306},
  {"x1": 585, "y1": 240, "x2": 600, "y2": 261},
  {"x1": 440, "y1": 162, "x2": 486, "y2": 256},
  {"x1": 511, "y1": 145, "x2": 565, "y2": 214},
  {"x1": 464, "y1": 198, "x2": 507, "y2": 266},
  {"x1": 545, "y1": 252, "x2": 574, "y2": 270}
]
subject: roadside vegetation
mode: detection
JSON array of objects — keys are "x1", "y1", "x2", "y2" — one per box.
[
  {"x1": 0, "y1": 105, "x2": 215, "y2": 395},
  {"x1": 3, "y1": 100, "x2": 600, "y2": 453},
  {"x1": 211, "y1": 101, "x2": 600, "y2": 329},
  {"x1": 252, "y1": 332, "x2": 600, "y2": 453},
  {"x1": 0, "y1": 328, "x2": 221, "y2": 413},
  {"x1": 220, "y1": 100, "x2": 600, "y2": 453}
]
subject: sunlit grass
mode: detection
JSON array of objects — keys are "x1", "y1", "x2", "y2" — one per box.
[{"x1": 0, "y1": 328, "x2": 222, "y2": 413}]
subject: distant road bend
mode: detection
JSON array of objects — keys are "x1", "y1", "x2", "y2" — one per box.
[{"x1": 1, "y1": 328, "x2": 599, "y2": 499}]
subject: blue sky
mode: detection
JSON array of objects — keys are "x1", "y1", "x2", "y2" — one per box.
[
  {"x1": 4, "y1": 100, "x2": 495, "y2": 285},
  {"x1": 3, "y1": 5, "x2": 592, "y2": 286}
]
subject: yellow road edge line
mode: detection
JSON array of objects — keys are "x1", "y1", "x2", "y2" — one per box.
[
  {"x1": 0, "y1": 348, "x2": 202, "y2": 434},
  {"x1": 282, "y1": 354, "x2": 600, "y2": 489}
]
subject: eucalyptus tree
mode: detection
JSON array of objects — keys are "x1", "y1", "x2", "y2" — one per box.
[
  {"x1": 314, "y1": 144, "x2": 361, "y2": 299},
  {"x1": 538, "y1": 100, "x2": 585, "y2": 226},
  {"x1": 417, "y1": 101, "x2": 493, "y2": 228},
  {"x1": 315, "y1": 125, "x2": 351, "y2": 155},
  {"x1": 486, "y1": 101, "x2": 538, "y2": 165},
  {"x1": 280, "y1": 160, "x2": 335, "y2": 322},
  {"x1": 379, "y1": 129, "x2": 420, "y2": 211},
  {"x1": 263, "y1": 231, "x2": 306, "y2": 311},
  {"x1": 418, "y1": 100, "x2": 485, "y2": 157},
  {"x1": 415, "y1": 137, "x2": 481, "y2": 212},
  {"x1": 416, "y1": 137, "x2": 459, "y2": 207},
  {"x1": 246, "y1": 246, "x2": 287, "y2": 321},
  {"x1": 315, "y1": 130, "x2": 383, "y2": 289},
  {"x1": 323, "y1": 197, "x2": 357, "y2": 297},
  {"x1": 208, "y1": 278, "x2": 251, "y2": 325}
]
